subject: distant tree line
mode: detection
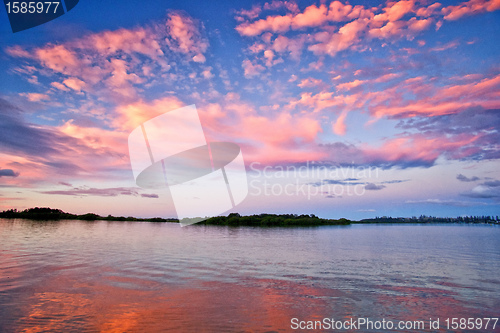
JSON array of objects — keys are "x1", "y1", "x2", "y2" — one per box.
[
  {"x1": 0, "y1": 208, "x2": 498, "y2": 226},
  {"x1": 360, "y1": 215, "x2": 499, "y2": 224},
  {"x1": 198, "y1": 213, "x2": 351, "y2": 226},
  {"x1": 0, "y1": 207, "x2": 177, "y2": 222}
]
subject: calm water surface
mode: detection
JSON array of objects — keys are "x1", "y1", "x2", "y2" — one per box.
[{"x1": 0, "y1": 219, "x2": 499, "y2": 332}]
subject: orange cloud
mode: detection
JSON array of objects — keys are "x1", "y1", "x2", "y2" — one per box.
[
  {"x1": 369, "y1": 20, "x2": 407, "y2": 39},
  {"x1": 236, "y1": 14, "x2": 294, "y2": 36},
  {"x1": 291, "y1": 4, "x2": 329, "y2": 29},
  {"x1": 416, "y1": 3, "x2": 442, "y2": 17},
  {"x1": 113, "y1": 96, "x2": 185, "y2": 131},
  {"x1": 327, "y1": 1, "x2": 355, "y2": 21},
  {"x1": 374, "y1": 0, "x2": 415, "y2": 22},
  {"x1": 407, "y1": 17, "x2": 434, "y2": 32}
]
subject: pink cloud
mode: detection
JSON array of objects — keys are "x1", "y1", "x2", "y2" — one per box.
[
  {"x1": 51, "y1": 82, "x2": 70, "y2": 91},
  {"x1": 327, "y1": 1, "x2": 355, "y2": 21},
  {"x1": 236, "y1": 14, "x2": 293, "y2": 36},
  {"x1": 271, "y1": 35, "x2": 306, "y2": 60},
  {"x1": 0, "y1": 155, "x2": 47, "y2": 185},
  {"x1": 309, "y1": 18, "x2": 369, "y2": 56},
  {"x1": 242, "y1": 59, "x2": 265, "y2": 78},
  {"x1": 62, "y1": 77, "x2": 86, "y2": 92},
  {"x1": 263, "y1": 0, "x2": 299, "y2": 13},
  {"x1": 196, "y1": 94, "x2": 325, "y2": 165},
  {"x1": 20, "y1": 92, "x2": 50, "y2": 102},
  {"x1": 249, "y1": 42, "x2": 266, "y2": 54},
  {"x1": 166, "y1": 12, "x2": 208, "y2": 60},
  {"x1": 236, "y1": 1, "x2": 372, "y2": 37},
  {"x1": 442, "y1": 0, "x2": 500, "y2": 20},
  {"x1": 288, "y1": 89, "x2": 366, "y2": 114},
  {"x1": 84, "y1": 27, "x2": 163, "y2": 60},
  {"x1": 0, "y1": 118, "x2": 132, "y2": 188},
  {"x1": 7, "y1": 12, "x2": 209, "y2": 103},
  {"x1": 374, "y1": 0, "x2": 415, "y2": 22},
  {"x1": 297, "y1": 78, "x2": 324, "y2": 88},
  {"x1": 374, "y1": 73, "x2": 402, "y2": 83},
  {"x1": 332, "y1": 110, "x2": 348, "y2": 135},
  {"x1": 263, "y1": 49, "x2": 275, "y2": 67},
  {"x1": 291, "y1": 4, "x2": 329, "y2": 29},
  {"x1": 35, "y1": 45, "x2": 80, "y2": 76},
  {"x1": 288, "y1": 91, "x2": 336, "y2": 113},
  {"x1": 5, "y1": 45, "x2": 32, "y2": 58},
  {"x1": 283, "y1": 70, "x2": 497, "y2": 144},
  {"x1": 237, "y1": 0, "x2": 471, "y2": 63},
  {"x1": 363, "y1": 133, "x2": 480, "y2": 164},
  {"x1": 235, "y1": 5, "x2": 262, "y2": 21},
  {"x1": 430, "y1": 40, "x2": 459, "y2": 52},
  {"x1": 201, "y1": 67, "x2": 214, "y2": 79},
  {"x1": 371, "y1": 74, "x2": 500, "y2": 119},
  {"x1": 369, "y1": 20, "x2": 406, "y2": 39},
  {"x1": 336, "y1": 79, "x2": 366, "y2": 91},
  {"x1": 113, "y1": 96, "x2": 185, "y2": 131},
  {"x1": 59, "y1": 120, "x2": 128, "y2": 159},
  {"x1": 416, "y1": 3, "x2": 442, "y2": 17},
  {"x1": 407, "y1": 17, "x2": 434, "y2": 32},
  {"x1": 105, "y1": 58, "x2": 144, "y2": 99}
]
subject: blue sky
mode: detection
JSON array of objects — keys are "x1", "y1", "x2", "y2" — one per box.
[{"x1": 0, "y1": 0, "x2": 499, "y2": 219}]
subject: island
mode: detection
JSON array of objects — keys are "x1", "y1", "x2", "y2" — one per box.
[
  {"x1": 0, "y1": 207, "x2": 177, "y2": 222},
  {"x1": 0, "y1": 207, "x2": 498, "y2": 226}
]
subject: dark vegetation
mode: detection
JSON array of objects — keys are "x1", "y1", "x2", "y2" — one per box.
[
  {"x1": 359, "y1": 215, "x2": 499, "y2": 224},
  {"x1": 197, "y1": 213, "x2": 351, "y2": 226},
  {"x1": 0, "y1": 207, "x2": 177, "y2": 222},
  {"x1": 0, "y1": 208, "x2": 498, "y2": 226}
]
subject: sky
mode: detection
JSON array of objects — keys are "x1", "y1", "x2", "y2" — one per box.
[{"x1": 0, "y1": 0, "x2": 499, "y2": 220}]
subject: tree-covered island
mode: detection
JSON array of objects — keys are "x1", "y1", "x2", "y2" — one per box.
[{"x1": 0, "y1": 207, "x2": 498, "y2": 226}]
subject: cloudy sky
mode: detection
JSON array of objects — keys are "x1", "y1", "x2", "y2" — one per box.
[{"x1": 0, "y1": 0, "x2": 499, "y2": 219}]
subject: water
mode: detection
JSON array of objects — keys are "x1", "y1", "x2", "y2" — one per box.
[{"x1": 0, "y1": 219, "x2": 499, "y2": 332}]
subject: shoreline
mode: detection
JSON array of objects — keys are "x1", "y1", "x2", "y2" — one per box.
[{"x1": 1, "y1": 208, "x2": 498, "y2": 226}]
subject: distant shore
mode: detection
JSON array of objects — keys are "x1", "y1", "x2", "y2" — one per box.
[{"x1": 0, "y1": 208, "x2": 498, "y2": 226}]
